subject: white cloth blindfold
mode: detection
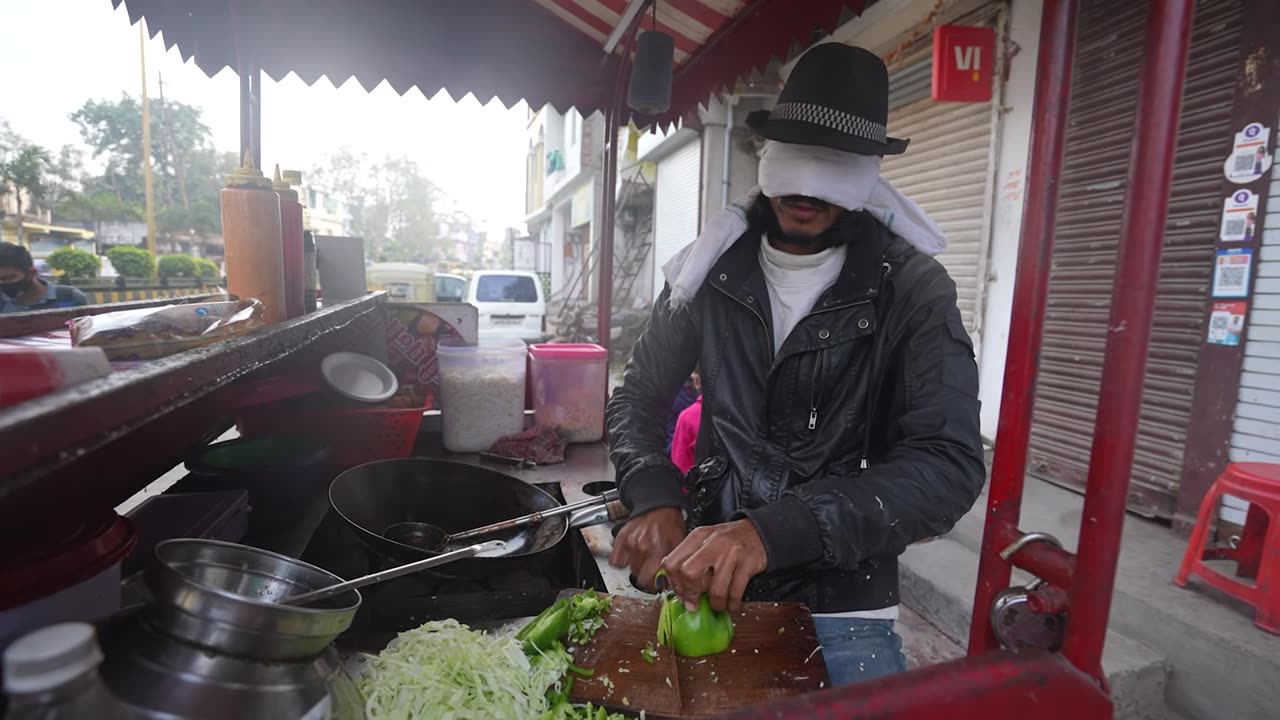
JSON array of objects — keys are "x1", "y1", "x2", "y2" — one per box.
[{"x1": 662, "y1": 141, "x2": 948, "y2": 308}]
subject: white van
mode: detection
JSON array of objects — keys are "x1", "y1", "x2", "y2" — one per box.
[{"x1": 465, "y1": 270, "x2": 547, "y2": 342}]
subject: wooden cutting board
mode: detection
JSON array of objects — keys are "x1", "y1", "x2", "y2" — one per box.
[{"x1": 563, "y1": 593, "x2": 829, "y2": 718}]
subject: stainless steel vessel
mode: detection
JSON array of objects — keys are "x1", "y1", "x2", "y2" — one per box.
[{"x1": 101, "y1": 540, "x2": 365, "y2": 719}]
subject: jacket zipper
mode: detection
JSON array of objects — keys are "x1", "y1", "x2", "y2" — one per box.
[{"x1": 809, "y1": 348, "x2": 824, "y2": 432}]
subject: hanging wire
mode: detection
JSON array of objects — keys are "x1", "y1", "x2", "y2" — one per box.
[{"x1": 651, "y1": 0, "x2": 657, "y2": 32}]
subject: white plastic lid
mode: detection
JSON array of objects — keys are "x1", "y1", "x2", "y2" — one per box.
[
  {"x1": 320, "y1": 351, "x2": 399, "y2": 403},
  {"x1": 3, "y1": 623, "x2": 103, "y2": 694}
]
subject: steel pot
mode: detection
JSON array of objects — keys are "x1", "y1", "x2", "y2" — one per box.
[{"x1": 145, "y1": 539, "x2": 360, "y2": 661}]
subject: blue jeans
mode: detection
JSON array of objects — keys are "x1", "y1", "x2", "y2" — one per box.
[{"x1": 813, "y1": 617, "x2": 908, "y2": 686}]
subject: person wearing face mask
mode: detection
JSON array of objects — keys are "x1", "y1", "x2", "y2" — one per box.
[
  {"x1": 605, "y1": 44, "x2": 984, "y2": 686},
  {"x1": 0, "y1": 243, "x2": 90, "y2": 313}
]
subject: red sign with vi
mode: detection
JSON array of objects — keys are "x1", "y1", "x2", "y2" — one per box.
[{"x1": 932, "y1": 25, "x2": 996, "y2": 103}]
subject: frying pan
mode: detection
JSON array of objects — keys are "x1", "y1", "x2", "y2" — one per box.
[{"x1": 328, "y1": 458, "x2": 569, "y2": 574}]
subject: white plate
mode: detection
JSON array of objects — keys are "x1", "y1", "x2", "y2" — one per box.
[{"x1": 320, "y1": 352, "x2": 398, "y2": 403}]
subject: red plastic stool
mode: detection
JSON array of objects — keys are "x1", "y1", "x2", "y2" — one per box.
[{"x1": 1175, "y1": 462, "x2": 1280, "y2": 634}]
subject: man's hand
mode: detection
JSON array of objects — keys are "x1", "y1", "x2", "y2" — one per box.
[
  {"x1": 609, "y1": 507, "x2": 686, "y2": 593},
  {"x1": 659, "y1": 519, "x2": 767, "y2": 614}
]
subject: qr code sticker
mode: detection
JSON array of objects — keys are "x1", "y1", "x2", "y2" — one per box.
[
  {"x1": 1218, "y1": 266, "x2": 1246, "y2": 289},
  {"x1": 1233, "y1": 154, "x2": 1254, "y2": 173},
  {"x1": 1209, "y1": 315, "x2": 1229, "y2": 333},
  {"x1": 1223, "y1": 218, "x2": 1245, "y2": 236}
]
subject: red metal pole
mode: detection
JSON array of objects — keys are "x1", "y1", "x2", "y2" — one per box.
[
  {"x1": 991, "y1": 524, "x2": 1076, "y2": 591},
  {"x1": 1062, "y1": 0, "x2": 1195, "y2": 674},
  {"x1": 968, "y1": 0, "x2": 1078, "y2": 656}
]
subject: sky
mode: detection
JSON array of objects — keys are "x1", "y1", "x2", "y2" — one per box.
[{"x1": 0, "y1": 0, "x2": 531, "y2": 236}]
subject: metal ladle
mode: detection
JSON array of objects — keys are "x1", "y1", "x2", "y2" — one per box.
[
  {"x1": 382, "y1": 488, "x2": 624, "y2": 552},
  {"x1": 281, "y1": 539, "x2": 508, "y2": 607}
]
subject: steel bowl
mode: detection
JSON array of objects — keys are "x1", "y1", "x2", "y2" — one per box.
[{"x1": 145, "y1": 539, "x2": 360, "y2": 661}]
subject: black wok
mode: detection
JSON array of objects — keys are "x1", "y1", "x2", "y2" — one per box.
[{"x1": 328, "y1": 458, "x2": 567, "y2": 575}]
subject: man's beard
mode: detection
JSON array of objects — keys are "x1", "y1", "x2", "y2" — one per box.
[{"x1": 751, "y1": 195, "x2": 854, "y2": 250}]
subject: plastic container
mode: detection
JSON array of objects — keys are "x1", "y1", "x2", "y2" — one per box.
[
  {"x1": 220, "y1": 159, "x2": 286, "y2": 324},
  {"x1": 181, "y1": 435, "x2": 331, "y2": 557},
  {"x1": 0, "y1": 515, "x2": 135, "y2": 652},
  {"x1": 530, "y1": 343, "x2": 608, "y2": 443},
  {"x1": 273, "y1": 165, "x2": 306, "y2": 320},
  {"x1": 437, "y1": 338, "x2": 528, "y2": 453},
  {"x1": 0, "y1": 347, "x2": 112, "y2": 410},
  {"x1": 3, "y1": 623, "x2": 132, "y2": 720},
  {"x1": 235, "y1": 383, "x2": 429, "y2": 471},
  {"x1": 315, "y1": 235, "x2": 367, "y2": 303}
]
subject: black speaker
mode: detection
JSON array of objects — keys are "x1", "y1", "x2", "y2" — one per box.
[{"x1": 628, "y1": 31, "x2": 674, "y2": 115}]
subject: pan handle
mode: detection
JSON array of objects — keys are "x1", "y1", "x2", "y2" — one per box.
[
  {"x1": 569, "y1": 500, "x2": 630, "y2": 530},
  {"x1": 449, "y1": 489, "x2": 620, "y2": 543},
  {"x1": 281, "y1": 539, "x2": 508, "y2": 606}
]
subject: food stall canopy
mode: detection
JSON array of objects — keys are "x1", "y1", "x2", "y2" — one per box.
[{"x1": 111, "y1": 0, "x2": 865, "y2": 125}]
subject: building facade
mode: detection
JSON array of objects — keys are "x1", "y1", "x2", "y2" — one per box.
[
  {"x1": 525, "y1": 105, "x2": 606, "y2": 304},
  {"x1": 791, "y1": 0, "x2": 1274, "y2": 529}
]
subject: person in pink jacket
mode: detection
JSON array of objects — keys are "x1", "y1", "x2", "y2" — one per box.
[{"x1": 671, "y1": 373, "x2": 702, "y2": 474}]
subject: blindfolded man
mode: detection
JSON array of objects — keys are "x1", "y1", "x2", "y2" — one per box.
[{"x1": 606, "y1": 44, "x2": 985, "y2": 686}]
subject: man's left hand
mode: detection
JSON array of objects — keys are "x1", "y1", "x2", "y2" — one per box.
[{"x1": 659, "y1": 519, "x2": 767, "y2": 613}]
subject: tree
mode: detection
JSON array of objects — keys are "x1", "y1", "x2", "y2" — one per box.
[
  {"x1": 107, "y1": 246, "x2": 156, "y2": 278},
  {"x1": 309, "y1": 148, "x2": 445, "y2": 263},
  {"x1": 55, "y1": 191, "x2": 143, "y2": 239},
  {"x1": 0, "y1": 144, "x2": 51, "y2": 244},
  {"x1": 47, "y1": 247, "x2": 100, "y2": 279},
  {"x1": 69, "y1": 95, "x2": 232, "y2": 240}
]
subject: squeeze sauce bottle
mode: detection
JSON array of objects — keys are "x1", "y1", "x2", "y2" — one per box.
[
  {"x1": 220, "y1": 157, "x2": 286, "y2": 324},
  {"x1": 273, "y1": 165, "x2": 305, "y2": 319},
  {"x1": 284, "y1": 169, "x2": 318, "y2": 314}
]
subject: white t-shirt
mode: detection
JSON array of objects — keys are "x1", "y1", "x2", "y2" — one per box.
[
  {"x1": 758, "y1": 237, "x2": 846, "y2": 355},
  {"x1": 757, "y1": 236, "x2": 900, "y2": 622}
]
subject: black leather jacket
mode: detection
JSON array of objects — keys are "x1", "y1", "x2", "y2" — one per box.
[{"x1": 606, "y1": 211, "x2": 985, "y2": 612}]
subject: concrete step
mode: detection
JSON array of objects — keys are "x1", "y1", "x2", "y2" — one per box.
[{"x1": 899, "y1": 537, "x2": 1171, "y2": 720}]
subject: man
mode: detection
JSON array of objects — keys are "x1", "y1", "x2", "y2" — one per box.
[
  {"x1": 606, "y1": 44, "x2": 984, "y2": 685},
  {"x1": 0, "y1": 243, "x2": 90, "y2": 313}
]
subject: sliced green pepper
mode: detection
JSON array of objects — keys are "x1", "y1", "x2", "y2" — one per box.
[
  {"x1": 517, "y1": 598, "x2": 572, "y2": 655},
  {"x1": 654, "y1": 571, "x2": 734, "y2": 658}
]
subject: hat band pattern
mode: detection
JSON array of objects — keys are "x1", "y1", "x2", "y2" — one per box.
[{"x1": 768, "y1": 102, "x2": 888, "y2": 144}]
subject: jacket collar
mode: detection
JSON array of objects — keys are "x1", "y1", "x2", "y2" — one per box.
[{"x1": 708, "y1": 210, "x2": 894, "y2": 311}]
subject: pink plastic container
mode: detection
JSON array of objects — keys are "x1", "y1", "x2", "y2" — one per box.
[{"x1": 529, "y1": 343, "x2": 607, "y2": 443}]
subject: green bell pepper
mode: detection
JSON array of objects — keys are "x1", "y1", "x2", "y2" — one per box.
[
  {"x1": 516, "y1": 598, "x2": 571, "y2": 655},
  {"x1": 654, "y1": 571, "x2": 735, "y2": 658}
]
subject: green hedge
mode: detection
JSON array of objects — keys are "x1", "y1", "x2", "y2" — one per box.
[
  {"x1": 47, "y1": 247, "x2": 101, "y2": 279},
  {"x1": 193, "y1": 257, "x2": 220, "y2": 280},
  {"x1": 107, "y1": 246, "x2": 156, "y2": 278},
  {"x1": 157, "y1": 253, "x2": 198, "y2": 279}
]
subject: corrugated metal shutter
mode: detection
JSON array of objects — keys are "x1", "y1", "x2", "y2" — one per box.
[
  {"x1": 1027, "y1": 0, "x2": 1245, "y2": 518},
  {"x1": 653, "y1": 139, "x2": 702, "y2": 299},
  {"x1": 1230, "y1": 204, "x2": 1280, "y2": 464},
  {"x1": 880, "y1": 3, "x2": 1004, "y2": 342}
]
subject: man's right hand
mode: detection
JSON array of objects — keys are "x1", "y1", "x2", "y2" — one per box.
[{"x1": 608, "y1": 507, "x2": 686, "y2": 593}]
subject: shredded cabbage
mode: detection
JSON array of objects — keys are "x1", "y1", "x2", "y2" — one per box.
[{"x1": 357, "y1": 618, "x2": 630, "y2": 720}]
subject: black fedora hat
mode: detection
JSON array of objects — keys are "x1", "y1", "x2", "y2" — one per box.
[{"x1": 747, "y1": 44, "x2": 909, "y2": 156}]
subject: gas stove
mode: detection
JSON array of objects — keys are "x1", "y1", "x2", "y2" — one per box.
[{"x1": 299, "y1": 482, "x2": 606, "y2": 650}]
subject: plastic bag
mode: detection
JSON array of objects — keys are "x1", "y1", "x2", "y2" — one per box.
[{"x1": 70, "y1": 299, "x2": 265, "y2": 360}]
